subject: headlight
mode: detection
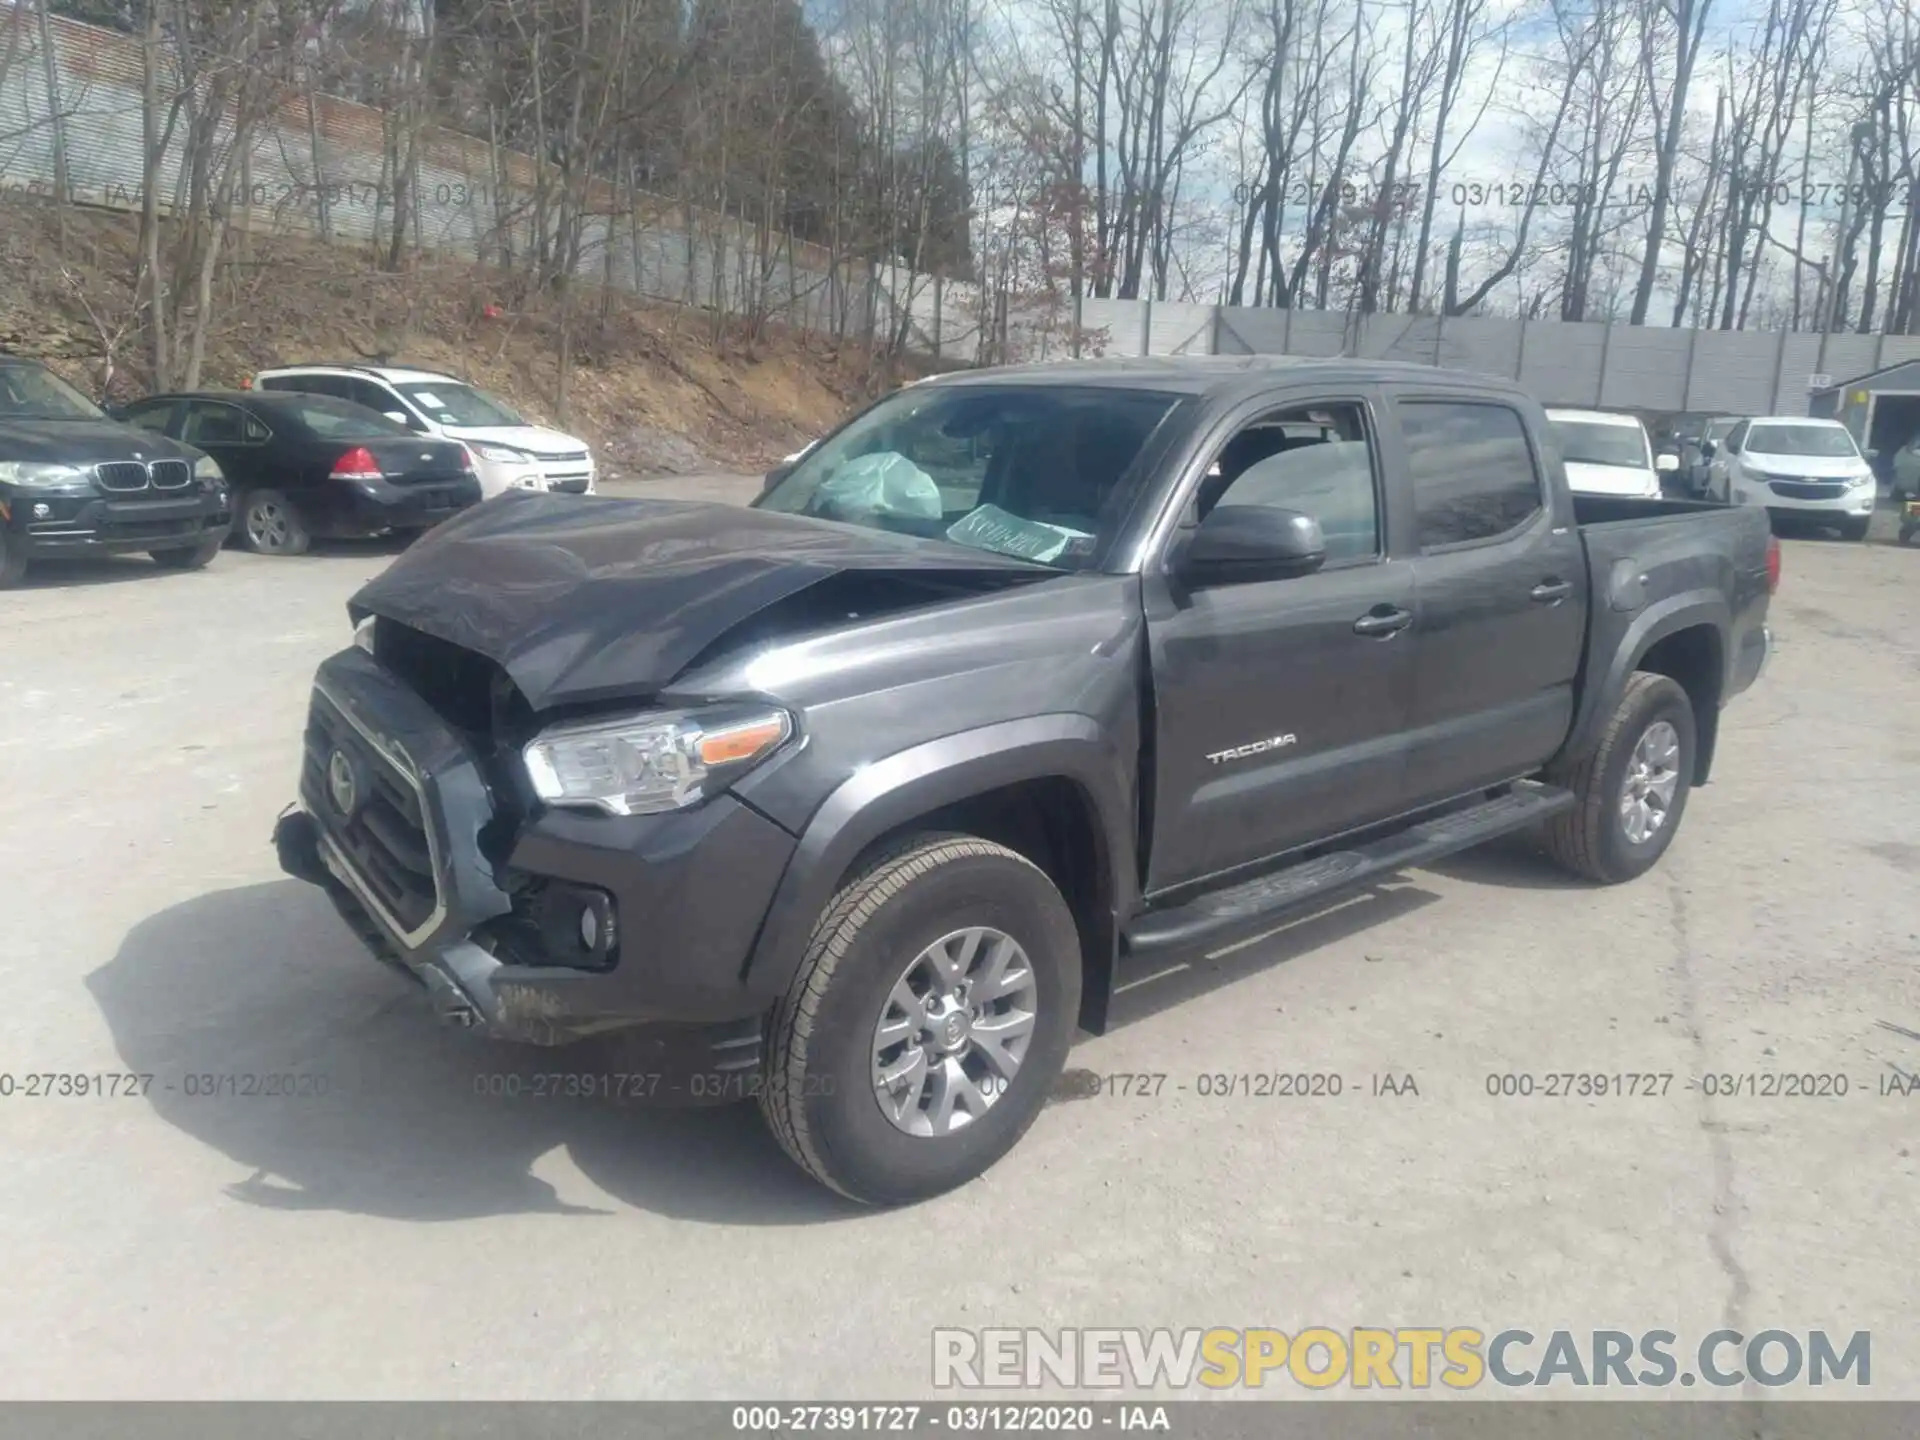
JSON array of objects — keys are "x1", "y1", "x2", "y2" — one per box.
[
  {"x1": 0, "y1": 461, "x2": 89, "y2": 489},
  {"x1": 472, "y1": 444, "x2": 526, "y2": 463},
  {"x1": 523, "y1": 705, "x2": 793, "y2": 816},
  {"x1": 193, "y1": 453, "x2": 225, "y2": 485},
  {"x1": 1848, "y1": 471, "x2": 1875, "y2": 489},
  {"x1": 352, "y1": 615, "x2": 377, "y2": 655}
]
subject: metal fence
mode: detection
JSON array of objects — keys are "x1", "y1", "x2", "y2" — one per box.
[{"x1": 4, "y1": 10, "x2": 1916, "y2": 411}]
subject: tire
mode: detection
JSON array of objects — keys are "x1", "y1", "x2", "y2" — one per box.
[
  {"x1": 759, "y1": 833, "x2": 1082, "y2": 1206},
  {"x1": 0, "y1": 529, "x2": 27, "y2": 589},
  {"x1": 1839, "y1": 516, "x2": 1872, "y2": 542},
  {"x1": 1899, "y1": 522, "x2": 1917, "y2": 546},
  {"x1": 1543, "y1": 672, "x2": 1697, "y2": 885},
  {"x1": 234, "y1": 488, "x2": 310, "y2": 555},
  {"x1": 150, "y1": 534, "x2": 222, "y2": 570}
]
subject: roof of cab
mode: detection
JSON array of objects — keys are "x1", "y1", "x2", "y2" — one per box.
[{"x1": 920, "y1": 354, "x2": 1519, "y2": 399}]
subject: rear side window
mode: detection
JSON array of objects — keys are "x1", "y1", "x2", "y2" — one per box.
[
  {"x1": 1400, "y1": 401, "x2": 1542, "y2": 550},
  {"x1": 278, "y1": 396, "x2": 410, "y2": 439}
]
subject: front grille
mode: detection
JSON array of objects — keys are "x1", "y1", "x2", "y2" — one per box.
[
  {"x1": 95, "y1": 461, "x2": 151, "y2": 492},
  {"x1": 150, "y1": 459, "x2": 192, "y2": 490},
  {"x1": 1770, "y1": 479, "x2": 1848, "y2": 500},
  {"x1": 534, "y1": 449, "x2": 590, "y2": 464},
  {"x1": 302, "y1": 693, "x2": 441, "y2": 941}
]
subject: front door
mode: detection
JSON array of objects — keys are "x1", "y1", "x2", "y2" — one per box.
[{"x1": 1144, "y1": 394, "x2": 1417, "y2": 894}]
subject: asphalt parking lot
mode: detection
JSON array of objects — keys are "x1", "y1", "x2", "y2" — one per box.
[{"x1": 1, "y1": 483, "x2": 1916, "y2": 1400}]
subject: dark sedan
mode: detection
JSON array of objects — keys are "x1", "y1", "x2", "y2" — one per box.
[{"x1": 118, "y1": 390, "x2": 483, "y2": 554}]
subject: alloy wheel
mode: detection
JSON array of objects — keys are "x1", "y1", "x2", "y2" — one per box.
[
  {"x1": 870, "y1": 926, "x2": 1039, "y2": 1137},
  {"x1": 1620, "y1": 719, "x2": 1681, "y2": 845}
]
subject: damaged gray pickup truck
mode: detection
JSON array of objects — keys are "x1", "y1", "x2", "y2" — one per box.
[{"x1": 275, "y1": 356, "x2": 1777, "y2": 1204}]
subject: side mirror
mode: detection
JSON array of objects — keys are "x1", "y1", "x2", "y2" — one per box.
[
  {"x1": 762, "y1": 462, "x2": 794, "y2": 495},
  {"x1": 1655, "y1": 453, "x2": 1679, "y2": 473},
  {"x1": 1179, "y1": 505, "x2": 1326, "y2": 587}
]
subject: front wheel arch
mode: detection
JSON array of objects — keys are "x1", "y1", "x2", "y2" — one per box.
[{"x1": 743, "y1": 722, "x2": 1132, "y2": 1035}]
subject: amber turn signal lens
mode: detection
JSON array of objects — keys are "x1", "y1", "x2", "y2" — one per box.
[{"x1": 698, "y1": 718, "x2": 789, "y2": 766}]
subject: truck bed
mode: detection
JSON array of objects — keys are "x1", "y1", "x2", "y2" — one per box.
[{"x1": 1564, "y1": 490, "x2": 1775, "y2": 771}]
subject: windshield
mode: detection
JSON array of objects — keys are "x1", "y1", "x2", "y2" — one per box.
[
  {"x1": 282, "y1": 396, "x2": 412, "y2": 440},
  {"x1": 757, "y1": 384, "x2": 1182, "y2": 570},
  {"x1": 1707, "y1": 419, "x2": 1740, "y2": 441},
  {"x1": 1551, "y1": 418, "x2": 1650, "y2": 470},
  {"x1": 0, "y1": 362, "x2": 106, "y2": 421},
  {"x1": 1748, "y1": 424, "x2": 1860, "y2": 458},
  {"x1": 397, "y1": 382, "x2": 523, "y2": 428}
]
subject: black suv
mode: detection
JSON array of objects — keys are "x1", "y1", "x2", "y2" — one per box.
[{"x1": 0, "y1": 355, "x2": 232, "y2": 588}]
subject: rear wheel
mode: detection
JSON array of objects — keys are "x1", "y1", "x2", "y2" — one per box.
[
  {"x1": 150, "y1": 534, "x2": 222, "y2": 570},
  {"x1": 1544, "y1": 672, "x2": 1696, "y2": 885},
  {"x1": 235, "y1": 489, "x2": 310, "y2": 555},
  {"x1": 760, "y1": 834, "x2": 1081, "y2": 1206}
]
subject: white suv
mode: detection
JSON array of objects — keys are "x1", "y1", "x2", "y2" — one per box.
[
  {"x1": 1705, "y1": 415, "x2": 1876, "y2": 540},
  {"x1": 251, "y1": 364, "x2": 595, "y2": 499}
]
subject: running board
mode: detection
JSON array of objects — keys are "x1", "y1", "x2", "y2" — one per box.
[{"x1": 1122, "y1": 781, "x2": 1575, "y2": 957}]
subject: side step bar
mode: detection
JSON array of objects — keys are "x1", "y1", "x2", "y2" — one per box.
[{"x1": 1122, "y1": 781, "x2": 1575, "y2": 957}]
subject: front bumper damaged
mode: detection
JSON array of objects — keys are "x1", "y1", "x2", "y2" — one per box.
[{"x1": 277, "y1": 647, "x2": 797, "y2": 1056}]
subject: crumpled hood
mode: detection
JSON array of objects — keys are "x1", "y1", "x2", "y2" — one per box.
[{"x1": 348, "y1": 493, "x2": 1055, "y2": 710}]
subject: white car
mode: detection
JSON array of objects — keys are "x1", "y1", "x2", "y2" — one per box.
[
  {"x1": 1544, "y1": 408, "x2": 1673, "y2": 499},
  {"x1": 251, "y1": 364, "x2": 595, "y2": 499},
  {"x1": 1705, "y1": 415, "x2": 1877, "y2": 540}
]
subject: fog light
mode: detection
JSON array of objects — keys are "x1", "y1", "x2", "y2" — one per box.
[{"x1": 579, "y1": 905, "x2": 599, "y2": 950}]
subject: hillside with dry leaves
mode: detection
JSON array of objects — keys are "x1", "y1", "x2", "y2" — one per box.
[{"x1": 0, "y1": 198, "x2": 915, "y2": 478}]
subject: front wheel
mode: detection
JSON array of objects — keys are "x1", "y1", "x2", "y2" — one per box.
[
  {"x1": 759, "y1": 834, "x2": 1082, "y2": 1206},
  {"x1": 1543, "y1": 672, "x2": 1697, "y2": 885}
]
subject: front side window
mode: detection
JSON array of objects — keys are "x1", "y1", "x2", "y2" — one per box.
[
  {"x1": 396, "y1": 382, "x2": 522, "y2": 428},
  {"x1": 1400, "y1": 401, "x2": 1543, "y2": 550},
  {"x1": 1746, "y1": 424, "x2": 1861, "y2": 458},
  {"x1": 0, "y1": 362, "x2": 105, "y2": 421},
  {"x1": 758, "y1": 384, "x2": 1182, "y2": 571},
  {"x1": 1200, "y1": 403, "x2": 1380, "y2": 565},
  {"x1": 122, "y1": 401, "x2": 175, "y2": 434}
]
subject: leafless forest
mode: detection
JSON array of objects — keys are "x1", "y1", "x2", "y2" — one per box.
[{"x1": 4, "y1": 0, "x2": 1918, "y2": 393}]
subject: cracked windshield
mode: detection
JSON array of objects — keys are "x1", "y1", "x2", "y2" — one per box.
[{"x1": 757, "y1": 385, "x2": 1181, "y2": 567}]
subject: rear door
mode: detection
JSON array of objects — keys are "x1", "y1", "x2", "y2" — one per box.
[
  {"x1": 180, "y1": 399, "x2": 276, "y2": 489},
  {"x1": 1389, "y1": 393, "x2": 1587, "y2": 810},
  {"x1": 1143, "y1": 387, "x2": 1418, "y2": 893}
]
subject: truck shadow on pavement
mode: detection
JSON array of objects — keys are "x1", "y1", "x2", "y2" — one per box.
[{"x1": 88, "y1": 880, "x2": 856, "y2": 1226}]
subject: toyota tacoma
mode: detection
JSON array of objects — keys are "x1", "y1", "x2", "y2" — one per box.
[{"x1": 275, "y1": 357, "x2": 1777, "y2": 1205}]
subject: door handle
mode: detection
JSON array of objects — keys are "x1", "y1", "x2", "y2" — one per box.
[
  {"x1": 1352, "y1": 606, "x2": 1413, "y2": 638},
  {"x1": 1531, "y1": 579, "x2": 1574, "y2": 605}
]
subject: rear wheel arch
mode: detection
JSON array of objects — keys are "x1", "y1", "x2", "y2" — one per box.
[{"x1": 1566, "y1": 594, "x2": 1728, "y2": 783}]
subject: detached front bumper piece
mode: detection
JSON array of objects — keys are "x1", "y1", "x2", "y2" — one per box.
[{"x1": 277, "y1": 646, "x2": 799, "y2": 1048}]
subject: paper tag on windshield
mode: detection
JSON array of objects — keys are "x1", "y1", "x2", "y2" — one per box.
[
  {"x1": 411, "y1": 392, "x2": 444, "y2": 409},
  {"x1": 946, "y1": 504, "x2": 1091, "y2": 563}
]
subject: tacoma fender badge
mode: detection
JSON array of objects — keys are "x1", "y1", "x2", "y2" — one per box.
[{"x1": 1206, "y1": 734, "x2": 1297, "y2": 765}]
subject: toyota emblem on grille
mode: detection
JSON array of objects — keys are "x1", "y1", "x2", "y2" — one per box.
[{"x1": 326, "y1": 749, "x2": 359, "y2": 816}]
